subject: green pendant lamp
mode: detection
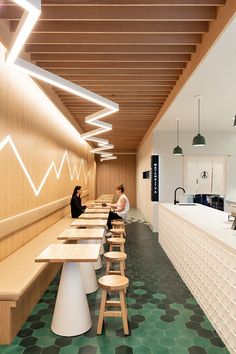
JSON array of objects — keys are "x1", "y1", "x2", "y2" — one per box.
[
  {"x1": 173, "y1": 119, "x2": 183, "y2": 155},
  {"x1": 192, "y1": 95, "x2": 206, "y2": 146},
  {"x1": 234, "y1": 115, "x2": 236, "y2": 127}
]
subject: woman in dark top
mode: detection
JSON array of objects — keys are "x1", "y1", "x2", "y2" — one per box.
[{"x1": 70, "y1": 186, "x2": 86, "y2": 218}]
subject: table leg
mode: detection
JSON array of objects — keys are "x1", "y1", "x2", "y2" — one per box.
[
  {"x1": 51, "y1": 262, "x2": 92, "y2": 336},
  {"x1": 80, "y1": 263, "x2": 98, "y2": 294}
]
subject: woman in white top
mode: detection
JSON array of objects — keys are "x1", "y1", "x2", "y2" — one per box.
[{"x1": 107, "y1": 183, "x2": 130, "y2": 230}]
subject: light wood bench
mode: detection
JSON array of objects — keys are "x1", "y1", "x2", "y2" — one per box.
[{"x1": 0, "y1": 214, "x2": 73, "y2": 344}]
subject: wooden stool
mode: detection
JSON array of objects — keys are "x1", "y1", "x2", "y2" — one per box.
[
  {"x1": 107, "y1": 238, "x2": 125, "y2": 252},
  {"x1": 97, "y1": 274, "x2": 129, "y2": 335},
  {"x1": 104, "y1": 251, "x2": 127, "y2": 276},
  {"x1": 110, "y1": 228, "x2": 125, "y2": 239},
  {"x1": 111, "y1": 220, "x2": 125, "y2": 228}
]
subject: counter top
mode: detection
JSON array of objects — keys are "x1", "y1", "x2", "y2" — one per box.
[{"x1": 159, "y1": 203, "x2": 236, "y2": 253}]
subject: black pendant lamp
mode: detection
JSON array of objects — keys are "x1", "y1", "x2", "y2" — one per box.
[
  {"x1": 234, "y1": 115, "x2": 236, "y2": 127},
  {"x1": 192, "y1": 95, "x2": 206, "y2": 146},
  {"x1": 173, "y1": 119, "x2": 183, "y2": 155}
]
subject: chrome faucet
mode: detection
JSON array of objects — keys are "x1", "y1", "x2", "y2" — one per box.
[{"x1": 174, "y1": 187, "x2": 186, "y2": 205}]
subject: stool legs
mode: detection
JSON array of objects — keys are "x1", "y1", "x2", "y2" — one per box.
[
  {"x1": 97, "y1": 289, "x2": 107, "y2": 335},
  {"x1": 109, "y1": 243, "x2": 125, "y2": 253},
  {"x1": 97, "y1": 288, "x2": 129, "y2": 335},
  {"x1": 106, "y1": 260, "x2": 125, "y2": 276},
  {"x1": 120, "y1": 290, "x2": 129, "y2": 335}
]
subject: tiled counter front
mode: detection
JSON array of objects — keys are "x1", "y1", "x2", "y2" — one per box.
[{"x1": 158, "y1": 203, "x2": 236, "y2": 354}]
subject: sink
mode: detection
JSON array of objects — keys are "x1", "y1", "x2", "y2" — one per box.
[{"x1": 177, "y1": 203, "x2": 196, "y2": 206}]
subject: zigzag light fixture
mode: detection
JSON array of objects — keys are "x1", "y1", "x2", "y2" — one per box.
[
  {"x1": 0, "y1": 135, "x2": 88, "y2": 197},
  {"x1": 5, "y1": 0, "x2": 118, "y2": 162}
]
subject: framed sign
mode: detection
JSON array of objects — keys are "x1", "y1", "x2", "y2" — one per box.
[{"x1": 151, "y1": 155, "x2": 159, "y2": 201}]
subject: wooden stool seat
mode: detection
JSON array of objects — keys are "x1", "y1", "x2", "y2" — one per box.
[
  {"x1": 110, "y1": 228, "x2": 125, "y2": 238},
  {"x1": 98, "y1": 274, "x2": 129, "y2": 291},
  {"x1": 107, "y1": 237, "x2": 125, "y2": 249},
  {"x1": 104, "y1": 251, "x2": 126, "y2": 262},
  {"x1": 111, "y1": 220, "x2": 125, "y2": 227},
  {"x1": 104, "y1": 251, "x2": 127, "y2": 276},
  {"x1": 97, "y1": 275, "x2": 129, "y2": 335}
]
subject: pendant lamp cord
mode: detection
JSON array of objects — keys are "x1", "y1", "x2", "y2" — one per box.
[
  {"x1": 177, "y1": 119, "x2": 179, "y2": 145},
  {"x1": 198, "y1": 97, "x2": 201, "y2": 134}
]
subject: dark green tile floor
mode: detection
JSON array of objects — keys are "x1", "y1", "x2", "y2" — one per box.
[{"x1": 0, "y1": 219, "x2": 230, "y2": 354}]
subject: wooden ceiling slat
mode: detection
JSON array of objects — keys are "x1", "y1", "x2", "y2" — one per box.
[
  {"x1": 3, "y1": 6, "x2": 216, "y2": 20},
  {"x1": 50, "y1": 68, "x2": 183, "y2": 75},
  {"x1": 10, "y1": 20, "x2": 209, "y2": 33},
  {"x1": 69, "y1": 81, "x2": 177, "y2": 86},
  {"x1": 31, "y1": 53, "x2": 191, "y2": 62},
  {"x1": 37, "y1": 62, "x2": 187, "y2": 68},
  {"x1": 25, "y1": 44, "x2": 197, "y2": 54},
  {"x1": 27, "y1": 33, "x2": 202, "y2": 44},
  {"x1": 56, "y1": 75, "x2": 180, "y2": 81},
  {"x1": 39, "y1": 0, "x2": 226, "y2": 5}
]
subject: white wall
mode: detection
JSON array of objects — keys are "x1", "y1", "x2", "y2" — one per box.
[
  {"x1": 137, "y1": 131, "x2": 236, "y2": 231},
  {"x1": 153, "y1": 131, "x2": 236, "y2": 208}
]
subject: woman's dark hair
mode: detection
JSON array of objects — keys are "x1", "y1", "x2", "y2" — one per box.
[
  {"x1": 72, "y1": 185, "x2": 82, "y2": 197},
  {"x1": 116, "y1": 183, "x2": 124, "y2": 193}
]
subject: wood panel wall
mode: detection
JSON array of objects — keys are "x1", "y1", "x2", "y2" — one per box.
[
  {"x1": 96, "y1": 155, "x2": 136, "y2": 207},
  {"x1": 0, "y1": 46, "x2": 95, "y2": 260}
]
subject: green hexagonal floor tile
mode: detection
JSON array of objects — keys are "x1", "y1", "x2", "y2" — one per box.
[
  {"x1": 0, "y1": 345, "x2": 24, "y2": 353},
  {"x1": 141, "y1": 335, "x2": 159, "y2": 349},
  {"x1": 164, "y1": 328, "x2": 181, "y2": 338},
  {"x1": 132, "y1": 281, "x2": 145, "y2": 287},
  {"x1": 158, "y1": 337, "x2": 176, "y2": 348},
  {"x1": 193, "y1": 335, "x2": 211, "y2": 347},
  {"x1": 151, "y1": 345, "x2": 170, "y2": 354},
  {"x1": 60, "y1": 344, "x2": 79, "y2": 354},
  {"x1": 133, "y1": 289, "x2": 147, "y2": 296},
  {"x1": 132, "y1": 328, "x2": 148, "y2": 338},
  {"x1": 186, "y1": 298, "x2": 198, "y2": 305},
  {"x1": 170, "y1": 344, "x2": 189, "y2": 354},
  {"x1": 148, "y1": 328, "x2": 165, "y2": 338},
  {"x1": 36, "y1": 336, "x2": 55, "y2": 347},
  {"x1": 133, "y1": 345, "x2": 152, "y2": 354},
  {"x1": 207, "y1": 346, "x2": 229, "y2": 354},
  {"x1": 175, "y1": 336, "x2": 194, "y2": 348},
  {"x1": 152, "y1": 293, "x2": 166, "y2": 300}
]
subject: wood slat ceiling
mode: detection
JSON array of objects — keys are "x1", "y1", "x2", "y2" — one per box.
[{"x1": 1, "y1": 0, "x2": 226, "y2": 153}]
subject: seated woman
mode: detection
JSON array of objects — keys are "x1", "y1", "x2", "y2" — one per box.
[
  {"x1": 70, "y1": 186, "x2": 86, "y2": 218},
  {"x1": 107, "y1": 183, "x2": 130, "y2": 230}
]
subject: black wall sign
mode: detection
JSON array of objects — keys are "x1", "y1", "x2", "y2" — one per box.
[{"x1": 151, "y1": 155, "x2": 159, "y2": 202}]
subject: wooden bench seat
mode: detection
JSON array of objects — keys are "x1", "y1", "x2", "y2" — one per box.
[{"x1": 0, "y1": 214, "x2": 73, "y2": 344}]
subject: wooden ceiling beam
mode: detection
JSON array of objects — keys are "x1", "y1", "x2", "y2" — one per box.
[
  {"x1": 68, "y1": 81, "x2": 177, "y2": 86},
  {"x1": 56, "y1": 76, "x2": 179, "y2": 82},
  {"x1": 10, "y1": 21, "x2": 209, "y2": 33},
  {"x1": 27, "y1": 33, "x2": 202, "y2": 44},
  {"x1": 50, "y1": 68, "x2": 183, "y2": 75},
  {"x1": 31, "y1": 53, "x2": 191, "y2": 61},
  {"x1": 25, "y1": 44, "x2": 197, "y2": 54},
  {"x1": 37, "y1": 62, "x2": 186, "y2": 68},
  {"x1": 35, "y1": 0, "x2": 226, "y2": 5},
  {"x1": 3, "y1": 6, "x2": 216, "y2": 21}
]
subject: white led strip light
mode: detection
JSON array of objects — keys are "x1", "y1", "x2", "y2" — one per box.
[
  {"x1": 0, "y1": 135, "x2": 88, "y2": 197},
  {"x1": 5, "y1": 0, "x2": 118, "y2": 162}
]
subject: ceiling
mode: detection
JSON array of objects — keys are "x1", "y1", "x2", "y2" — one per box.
[
  {"x1": 1, "y1": 0, "x2": 229, "y2": 153},
  {"x1": 156, "y1": 13, "x2": 236, "y2": 132}
]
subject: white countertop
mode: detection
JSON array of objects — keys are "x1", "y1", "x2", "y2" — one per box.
[{"x1": 159, "y1": 203, "x2": 236, "y2": 253}]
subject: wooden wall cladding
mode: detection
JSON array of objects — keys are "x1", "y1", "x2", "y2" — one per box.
[
  {"x1": 96, "y1": 155, "x2": 136, "y2": 207},
  {"x1": 0, "y1": 51, "x2": 95, "y2": 260}
]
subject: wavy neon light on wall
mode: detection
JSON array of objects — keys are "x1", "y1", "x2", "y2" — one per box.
[
  {"x1": 0, "y1": 135, "x2": 88, "y2": 197},
  {"x1": 5, "y1": 0, "x2": 118, "y2": 161}
]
